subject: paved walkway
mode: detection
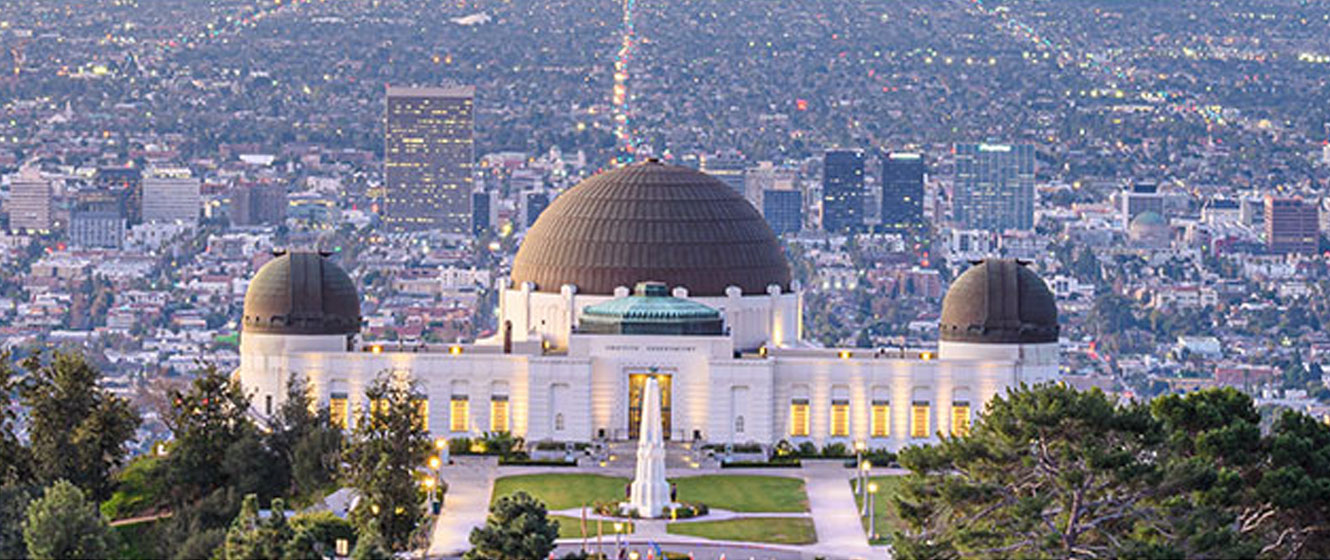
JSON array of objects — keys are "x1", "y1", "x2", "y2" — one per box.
[
  {"x1": 426, "y1": 455, "x2": 498, "y2": 557},
  {"x1": 801, "y1": 460, "x2": 880, "y2": 560}
]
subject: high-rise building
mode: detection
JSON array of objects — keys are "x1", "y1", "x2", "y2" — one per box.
[
  {"x1": 1265, "y1": 196, "x2": 1319, "y2": 255},
  {"x1": 953, "y1": 143, "x2": 1035, "y2": 231},
  {"x1": 762, "y1": 189, "x2": 802, "y2": 235},
  {"x1": 471, "y1": 190, "x2": 495, "y2": 235},
  {"x1": 69, "y1": 191, "x2": 125, "y2": 249},
  {"x1": 521, "y1": 191, "x2": 550, "y2": 229},
  {"x1": 881, "y1": 152, "x2": 925, "y2": 233},
  {"x1": 1121, "y1": 181, "x2": 1165, "y2": 230},
  {"x1": 142, "y1": 168, "x2": 200, "y2": 226},
  {"x1": 822, "y1": 150, "x2": 864, "y2": 233},
  {"x1": 94, "y1": 167, "x2": 142, "y2": 224},
  {"x1": 384, "y1": 86, "x2": 475, "y2": 233},
  {"x1": 231, "y1": 180, "x2": 287, "y2": 227},
  {"x1": 699, "y1": 151, "x2": 746, "y2": 196},
  {"x1": 8, "y1": 168, "x2": 52, "y2": 233}
]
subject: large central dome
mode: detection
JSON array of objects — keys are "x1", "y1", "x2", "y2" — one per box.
[{"x1": 511, "y1": 160, "x2": 791, "y2": 297}]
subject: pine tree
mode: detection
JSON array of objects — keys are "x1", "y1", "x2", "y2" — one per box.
[
  {"x1": 465, "y1": 491, "x2": 560, "y2": 560},
  {"x1": 19, "y1": 351, "x2": 140, "y2": 501},
  {"x1": 344, "y1": 371, "x2": 431, "y2": 550},
  {"x1": 22, "y1": 480, "x2": 110, "y2": 560}
]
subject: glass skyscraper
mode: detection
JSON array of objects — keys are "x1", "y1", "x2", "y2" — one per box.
[
  {"x1": 953, "y1": 143, "x2": 1035, "y2": 231},
  {"x1": 822, "y1": 149, "x2": 864, "y2": 233},
  {"x1": 384, "y1": 86, "x2": 475, "y2": 233},
  {"x1": 881, "y1": 152, "x2": 925, "y2": 233}
]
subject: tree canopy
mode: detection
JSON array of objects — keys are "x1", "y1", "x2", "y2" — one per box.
[{"x1": 893, "y1": 384, "x2": 1330, "y2": 559}]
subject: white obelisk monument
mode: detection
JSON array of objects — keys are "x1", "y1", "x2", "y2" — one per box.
[{"x1": 628, "y1": 377, "x2": 670, "y2": 518}]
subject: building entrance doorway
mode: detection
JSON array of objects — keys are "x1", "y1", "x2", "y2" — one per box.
[{"x1": 627, "y1": 372, "x2": 672, "y2": 440}]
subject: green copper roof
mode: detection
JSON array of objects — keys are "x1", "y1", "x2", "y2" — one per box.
[{"x1": 579, "y1": 282, "x2": 724, "y2": 336}]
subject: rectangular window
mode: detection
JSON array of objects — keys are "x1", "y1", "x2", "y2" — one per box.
[
  {"x1": 789, "y1": 398, "x2": 810, "y2": 437},
  {"x1": 490, "y1": 396, "x2": 509, "y2": 433},
  {"x1": 450, "y1": 396, "x2": 469, "y2": 433},
  {"x1": 831, "y1": 399, "x2": 850, "y2": 437},
  {"x1": 951, "y1": 401, "x2": 971, "y2": 437},
  {"x1": 871, "y1": 400, "x2": 890, "y2": 438},
  {"x1": 414, "y1": 398, "x2": 429, "y2": 432},
  {"x1": 911, "y1": 401, "x2": 931, "y2": 438},
  {"x1": 329, "y1": 393, "x2": 349, "y2": 430}
]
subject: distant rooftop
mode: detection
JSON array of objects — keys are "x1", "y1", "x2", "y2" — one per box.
[{"x1": 385, "y1": 85, "x2": 476, "y2": 98}]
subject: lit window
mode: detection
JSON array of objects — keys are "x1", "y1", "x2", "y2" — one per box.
[
  {"x1": 450, "y1": 395, "x2": 469, "y2": 433},
  {"x1": 911, "y1": 401, "x2": 931, "y2": 438},
  {"x1": 831, "y1": 399, "x2": 850, "y2": 437},
  {"x1": 790, "y1": 398, "x2": 810, "y2": 437},
  {"x1": 490, "y1": 396, "x2": 509, "y2": 433},
  {"x1": 871, "y1": 400, "x2": 890, "y2": 438},
  {"x1": 951, "y1": 401, "x2": 971, "y2": 437},
  {"x1": 414, "y1": 398, "x2": 429, "y2": 432},
  {"x1": 329, "y1": 393, "x2": 349, "y2": 430}
]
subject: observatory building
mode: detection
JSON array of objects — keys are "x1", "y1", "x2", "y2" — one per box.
[{"x1": 236, "y1": 161, "x2": 1060, "y2": 449}]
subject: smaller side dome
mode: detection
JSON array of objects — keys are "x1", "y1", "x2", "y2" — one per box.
[
  {"x1": 242, "y1": 251, "x2": 361, "y2": 336},
  {"x1": 939, "y1": 259, "x2": 1059, "y2": 344}
]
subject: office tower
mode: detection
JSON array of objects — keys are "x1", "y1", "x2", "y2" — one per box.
[
  {"x1": 881, "y1": 152, "x2": 925, "y2": 233},
  {"x1": 1265, "y1": 196, "x2": 1319, "y2": 255},
  {"x1": 822, "y1": 149, "x2": 864, "y2": 233},
  {"x1": 384, "y1": 85, "x2": 475, "y2": 233},
  {"x1": 1121, "y1": 181, "x2": 1165, "y2": 230},
  {"x1": 69, "y1": 191, "x2": 126, "y2": 249},
  {"x1": 762, "y1": 189, "x2": 802, "y2": 235},
  {"x1": 231, "y1": 180, "x2": 287, "y2": 227},
  {"x1": 142, "y1": 168, "x2": 201, "y2": 225},
  {"x1": 521, "y1": 191, "x2": 550, "y2": 229},
  {"x1": 700, "y1": 151, "x2": 746, "y2": 196},
  {"x1": 94, "y1": 167, "x2": 142, "y2": 224},
  {"x1": 953, "y1": 143, "x2": 1035, "y2": 231},
  {"x1": 471, "y1": 190, "x2": 494, "y2": 235},
  {"x1": 744, "y1": 161, "x2": 796, "y2": 210},
  {"x1": 8, "y1": 168, "x2": 51, "y2": 233}
]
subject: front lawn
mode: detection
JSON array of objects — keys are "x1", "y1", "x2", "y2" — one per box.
[
  {"x1": 670, "y1": 475, "x2": 808, "y2": 512},
  {"x1": 666, "y1": 517, "x2": 816, "y2": 545},
  {"x1": 490, "y1": 473, "x2": 629, "y2": 511}
]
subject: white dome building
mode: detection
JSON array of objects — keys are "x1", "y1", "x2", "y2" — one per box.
[{"x1": 237, "y1": 163, "x2": 1060, "y2": 449}]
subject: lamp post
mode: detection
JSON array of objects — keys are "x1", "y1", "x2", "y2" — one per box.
[
  {"x1": 854, "y1": 440, "x2": 866, "y2": 496},
  {"x1": 868, "y1": 482, "x2": 879, "y2": 541},
  {"x1": 859, "y1": 459, "x2": 873, "y2": 515},
  {"x1": 614, "y1": 522, "x2": 623, "y2": 558}
]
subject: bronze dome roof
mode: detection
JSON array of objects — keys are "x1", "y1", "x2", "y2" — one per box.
[
  {"x1": 939, "y1": 259, "x2": 1059, "y2": 344},
  {"x1": 510, "y1": 161, "x2": 792, "y2": 297},
  {"x1": 242, "y1": 251, "x2": 361, "y2": 336}
]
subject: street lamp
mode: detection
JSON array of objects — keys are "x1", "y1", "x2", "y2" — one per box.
[
  {"x1": 854, "y1": 441, "x2": 867, "y2": 496},
  {"x1": 868, "y1": 482, "x2": 880, "y2": 541},
  {"x1": 613, "y1": 522, "x2": 624, "y2": 558},
  {"x1": 859, "y1": 459, "x2": 873, "y2": 515}
]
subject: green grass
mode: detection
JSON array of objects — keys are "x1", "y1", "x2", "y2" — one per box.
[
  {"x1": 850, "y1": 475, "x2": 907, "y2": 544},
  {"x1": 667, "y1": 517, "x2": 817, "y2": 545},
  {"x1": 549, "y1": 515, "x2": 634, "y2": 539},
  {"x1": 671, "y1": 475, "x2": 808, "y2": 512},
  {"x1": 491, "y1": 473, "x2": 629, "y2": 511}
]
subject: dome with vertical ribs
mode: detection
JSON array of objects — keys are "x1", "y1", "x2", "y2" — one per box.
[
  {"x1": 939, "y1": 259, "x2": 1059, "y2": 344},
  {"x1": 511, "y1": 160, "x2": 791, "y2": 296},
  {"x1": 242, "y1": 251, "x2": 361, "y2": 336}
]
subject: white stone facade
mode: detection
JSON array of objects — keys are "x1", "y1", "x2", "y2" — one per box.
[{"x1": 237, "y1": 323, "x2": 1058, "y2": 451}]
